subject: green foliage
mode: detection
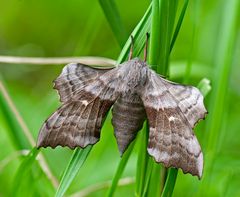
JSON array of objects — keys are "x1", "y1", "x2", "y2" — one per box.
[
  {"x1": 0, "y1": 0, "x2": 240, "y2": 197},
  {"x1": 56, "y1": 146, "x2": 92, "y2": 197},
  {"x1": 99, "y1": 0, "x2": 127, "y2": 47}
]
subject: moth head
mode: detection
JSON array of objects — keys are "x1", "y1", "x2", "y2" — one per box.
[{"x1": 120, "y1": 57, "x2": 148, "y2": 88}]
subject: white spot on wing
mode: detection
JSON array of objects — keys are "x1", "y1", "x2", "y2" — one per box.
[
  {"x1": 81, "y1": 100, "x2": 88, "y2": 106},
  {"x1": 169, "y1": 116, "x2": 177, "y2": 122}
]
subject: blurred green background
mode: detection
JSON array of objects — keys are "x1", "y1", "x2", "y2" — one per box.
[{"x1": 0, "y1": 0, "x2": 239, "y2": 196}]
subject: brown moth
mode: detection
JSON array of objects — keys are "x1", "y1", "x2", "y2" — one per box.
[{"x1": 37, "y1": 36, "x2": 207, "y2": 178}]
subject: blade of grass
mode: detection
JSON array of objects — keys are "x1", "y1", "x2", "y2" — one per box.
[
  {"x1": 148, "y1": 0, "x2": 160, "y2": 70},
  {"x1": 0, "y1": 78, "x2": 30, "y2": 149},
  {"x1": 161, "y1": 168, "x2": 178, "y2": 197},
  {"x1": 135, "y1": 1, "x2": 163, "y2": 195},
  {"x1": 107, "y1": 4, "x2": 152, "y2": 195},
  {"x1": 135, "y1": 123, "x2": 149, "y2": 196},
  {"x1": 142, "y1": 157, "x2": 154, "y2": 197},
  {"x1": 99, "y1": 0, "x2": 127, "y2": 47},
  {"x1": 170, "y1": 0, "x2": 189, "y2": 52},
  {"x1": 156, "y1": 0, "x2": 178, "y2": 75},
  {"x1": 158, "y1": 0, "x2": 190, "y2": 195},
  {"x1": 183, "y1": 0, "x2": 200, "y2": 83},
  {"x1": 117, "y1": 3, "x2": 152, "y2": 64},
  {"x1": 146, "y1": 0, "x2": 178, "y2": 196},
  {"x1": 12, "y1": 148, "x2": 40, "y2": 196},
  {"x1": 55, "y1": 146, "x2": 92, "y2": 197},
  {"x1": 107, "y1": 141, "x2": 135, "y2": 197},
  {"x1": 0, "y1": 77, "x2": 58, "y2": 188},
  {"x1": 197, "y1": 78, "x2": 211, "y2": 97}
]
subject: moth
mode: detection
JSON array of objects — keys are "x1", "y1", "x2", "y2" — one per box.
[{"x1": 37, "y1": 35, "x2": 207, "y2": 178}]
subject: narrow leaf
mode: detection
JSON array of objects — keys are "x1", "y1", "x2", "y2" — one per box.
[
  {"x1": 117, "y1": 3, "x2": 152, "y2": 64},
  {"x1": 12, "y1": 148, "x2": 40, "y2": 196},
  {"x1": 161, "y1": 168, "x2": 178, "y2": 197},
  {"x1": 99, "y1": 0, "x2": 127, "y2": 47},
  {"x1": 0, "y1": 78, "x2": 30, "y2": 149},
  {"x1": 170, "y1": 0, "x2": 189, "y2": 52},
  {"x1": 107, "y1": 141, "x2": 135, "y2": 197},
  {"x1": 198, "y1": 78, "x2": 211, "y2": 97},
  {"x1": 107, "y1": 4, "x2": 152, "y2": 195},
  {"x1": 135, "y1": 123, "x2": 149, "y2": 196},
  {"x1": 55, "y1": 146, "x2": 92, "y2": 197}
]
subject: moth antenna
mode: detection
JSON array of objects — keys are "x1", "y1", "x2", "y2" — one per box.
[
  {"x1": 129, "y1": 35, "x2": 134, "y2": 60},
  {"x1": 144, "y1": 33, "x2": 150, "y2": 62}
]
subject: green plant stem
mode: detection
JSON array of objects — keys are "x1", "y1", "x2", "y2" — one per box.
[
  {"x1": 0, "y1": 78, "x2": 30, "y2": 149},
  {"x1": 149, "y1": 0, "x2": 161, "y2": 70},
  {"x1": 170, "y1": 0, "x2": 189, "y2": 53},
  {"x1": 148, "y1": 0, "x2": 178, "y2": 196},
  {"x1": 157, "y1": 0, "x2": 178, "y2": 75},
  {"x1": 117, "y1": 4, "x2": 152, "y2": 64},
  {"x1": 55, "y1": 146, "x2": 92, "y2": 197},
  {"x1": 12, "y1": 148, "x2": 40, "y2": 196},
  {"x1": 161, "y1": 168, "x2": 178, "y2": 197},
  {"x1": 107, "y1": 141, "x2": 135, "y2": 197},
  {"x1": 106, "y1": 4, "x2": 152, "y2": 196},
  {"x1": 99, "y1": 0, "x2": 127, "y2": 47},
  {"x1": 184, "y1": 0, "x2": 200, "y2": 83},
  {"x1": 136, "y1": 123, "x2": 149, "y2": 196}
]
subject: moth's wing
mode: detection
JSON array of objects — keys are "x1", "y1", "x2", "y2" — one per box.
[
  {"x1": 112, "y1": 93, "x2": 146, "y2": 155},
  {"x1": 140, "y1": 70, "x2": 207, "y2": 178},
  {"x1": 37, "y1": 67, "x2": 124, "y2": 149},
  {"x1": 53, "y1": 63, "x2": 111, "y2": 102}
]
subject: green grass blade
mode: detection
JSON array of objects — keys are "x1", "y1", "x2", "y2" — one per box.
[
  {"x1": 99, "y1": 0, "x2": 127, "y2": 47},
  {"x1": 148, "y1": 0, "x2": 180, "y2": 196},
  {"x1": 117, "y1": 3, "x2": 152, "y2": 64},
  {"x1": 107, "y1": 4, "x2": 152, "y2": 195},
  {"x1": 183, "y1": 0, "x2": 200, "y2": 84},
  {"x1": 135, "y1": 123, "x2": 149, "y2": 196},
  {"x1": 148, "y1": 0, "x2": 187, "y2": 196},
  {"x1": 146, "y1": 161, "x2": 162, "y2": 197},
  {"x1": 148, "y1": 0, "x2": 161, "y2": 71},
  {"x1": 197, "y1": 78, "x2": 211, "y2": 97},
  {"x1": 156, "y1": 0, "x2": 178, "y2": 75},
  {"x1": 55, "y1": 146, "x2": 92, "y2": 197},
  {"x1": 161, "y1": 168, "x2": 178, "y2": 197},
  {"x1": 107, "y1": 141, "x2": 135, "y2": 197},
  {"x1": 0, "y1": 78, "x2": 30, "y2": 149},
  {"x1": 139, "y1": 0, "x2": 164, "y2": 195},
  {"x1": 157, "y1": 1, "x2": 190, "y2": 194},
  {"x1": 12, "y1": 148, "x2": 40, "y2": 196},
  {"x1": 170, "y1": 0, "x2": 189, "y2": 52},
  {"x1": 142, "y1": 158, "x2": 154, "y2": 196}
]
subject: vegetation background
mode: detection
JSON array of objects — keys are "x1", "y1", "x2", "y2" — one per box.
[{"x1": 0, "y1": 0, "x2": 239, "y2": 196}]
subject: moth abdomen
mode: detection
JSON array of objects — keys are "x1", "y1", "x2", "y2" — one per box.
[{"x1": 112, "y1": 94, "x2": 146, "y2": 154}]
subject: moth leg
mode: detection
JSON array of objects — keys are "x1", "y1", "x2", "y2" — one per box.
[
  {"x1": 128, "y1": 35, "x2": 134, "y2": 60},
  {"x1": 144, "y1": 33, "x2": 150, "y2": 62}
]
